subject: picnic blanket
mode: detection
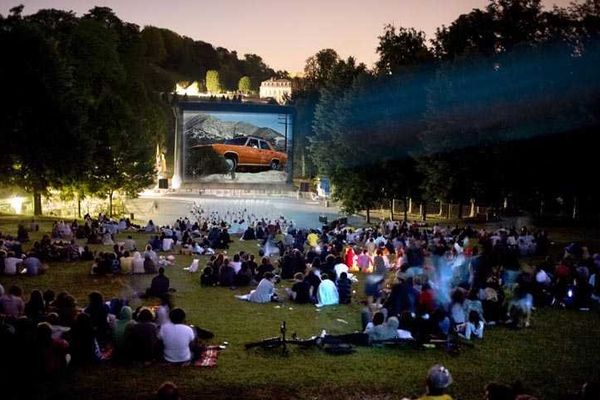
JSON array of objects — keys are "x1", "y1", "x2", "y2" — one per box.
[{"x1": 194, "y1": 345, "x2": 222, "y2": 368}]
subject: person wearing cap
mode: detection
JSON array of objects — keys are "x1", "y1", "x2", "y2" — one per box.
[{"x1": 418, "y1": 364, "x2": 454, "y2": 400}]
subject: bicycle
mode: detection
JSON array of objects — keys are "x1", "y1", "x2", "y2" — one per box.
[
  {"x1": 244, "y1": 321, "x2": 319, "y2": 356},
  {"x1": 245, "y1": 321, "x2": 358, "y2": 356}
]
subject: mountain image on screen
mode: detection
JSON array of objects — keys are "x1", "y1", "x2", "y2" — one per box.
[{"x1": 184, "y1": 114, "x2": 285, "y2": 151}]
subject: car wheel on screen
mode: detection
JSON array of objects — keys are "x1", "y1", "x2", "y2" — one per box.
[
  {"x1": 225, "y1": 157, "x2": 237, "y2": 172},
  {"x1": 270, "y1": 160, "x2": 280, "y2": 171}
]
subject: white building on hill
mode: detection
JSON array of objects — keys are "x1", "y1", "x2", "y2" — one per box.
[{"x1": 259, "y1": 78, "x2": 293, "y2": 104}]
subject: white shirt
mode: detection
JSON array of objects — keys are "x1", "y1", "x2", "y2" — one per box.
[
  {"x1": 4, "y1": 257, "x2": 22, "y2": 275},
  {"x1": 158, "y1": 322, "x2": 195, "y2": 363},
  {"x1": 230, "y1": 261, "x2": 242, "y2": 274},
  {"x1": 317, "y1": 279, "x2": 339, "y2": 306},
  {"x1": 162, "y1": 238, "x2": 174, "y2": 251},
  {"x1": 132, "y1": 256, "x2": 145, "y2": 274}
]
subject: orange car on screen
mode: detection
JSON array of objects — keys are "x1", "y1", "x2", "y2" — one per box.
[{"x1": 195, "y1": 136, "x2": 287, "y2": 171}]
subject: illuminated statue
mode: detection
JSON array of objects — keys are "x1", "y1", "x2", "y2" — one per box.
[{"x1": 156, "y1": 144, "x2": 167, "y2": 179}]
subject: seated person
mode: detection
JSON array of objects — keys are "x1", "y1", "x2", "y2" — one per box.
[
  {"x1": 417, "y1": 364, "x2": 454, "y2": 400},
  {"x1": 158, "y1": 308, "x2": 196, "y2": 363},
  {"x1": 337, "y1": 272, "x2": 352, "y2": 304},
  {"x1": 3, "y1": 252, "x2": 22, "y2": 275},
  {"x1": 132, "y1": 252, "x2": 145, "y2": 274},
  {"x1": 241, "y1": 226, "x2": 256, "y2": 241},
  {"x1": 455, "y1": 310, "x2": 484, "y2": 340},
  {"x1": 316, "y1": 274, "x2": 339, "y2": 307},
  {"x1": 145, "y1": 267, "x2": 170, "y2": 298},
  {"x1": 368, "y1": 316, "x2": 400, "y2": 342},
  {"x1": 120, "y1": 251, "x2": 134, "y2": 274},
  {"x1": 144, "y1": 254, "x2": 157, "y2": 274},
  {"x1": 36, "y1": 322, "x2": 70, "y2": 378},
  {"x1": 200, "y1": 266, "x2": 218, "y2": 286},
  {"x1": 113, "y1": 306, "x2": 135, "y2": 357},
  {"x1": 219, "y1": 261, "x2": 236, "y2": 287},
  {"x1": 286, "y1": 272, "x2": 311, "y2": 304},
  {"x1": 234, "y1": 264, "x2": 253, "y2": 287},
  {"x1": 81, "y1": 246, "x2": 95, "y2": 261},
  {"x1": 23, "y1": 253, "x2": 44, "y2": 276},
  {"x1": 144, "y1": 220, "x2": 156, "y2": 233},
  {"x1": 127, "y1": 307, "x2": 158, "y2": 362},
  {"x1": 236, "y1": 272, "x2": 279, "y2": 303}
]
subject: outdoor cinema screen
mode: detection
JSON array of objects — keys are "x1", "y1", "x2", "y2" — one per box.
[{"x1": 181, "y1": 103, "x2": 294, "y2": 184}]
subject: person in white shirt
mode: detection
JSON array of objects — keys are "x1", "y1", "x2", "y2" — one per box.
[
  {"x1": 158, "y1": 308, "x2": 196, "y2": 363},
  {"x1": 131, "y1": 251, "x2": 145, "y2": 274},
  {"x1": 3, "y1": 252, "x2": 23, "y2": 275},
  {"x1": 317, "y1": 274, "x2": 339, "y2": 307}
]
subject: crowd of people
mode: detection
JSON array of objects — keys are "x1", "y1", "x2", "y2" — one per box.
[{"x1": 1, "y1": 209, "x2": 599, "y2": 399}]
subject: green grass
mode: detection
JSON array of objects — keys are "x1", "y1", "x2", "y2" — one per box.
[{"x1": 1, "y1": 216, "x2": 600, "y2": 400}]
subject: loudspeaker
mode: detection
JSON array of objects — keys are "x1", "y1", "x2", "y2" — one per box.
[{"x1": 158, "y1": 178, "x2": 168, "y2": 189}]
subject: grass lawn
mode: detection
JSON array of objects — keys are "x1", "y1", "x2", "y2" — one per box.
[{"x1": 1, "y1": 215, "x2": 600, "y2": 400}]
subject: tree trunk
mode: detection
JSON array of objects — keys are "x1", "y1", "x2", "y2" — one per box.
[
  {"x1": 389, "y1": 199, "x2": 394, "y2": 221},
  {"x1": 539, "y1": 199, "x2": 544, "y2": 216},
  {"x1": 408, "y1": 198, "x2": 413, "y2": 214},
  {"x1": 77, "y1": 193, "x2": 82, "y2": 219},
  {"x1": 403, "y1": 197, "x2": 408, "y2": 222},
  {"x1": 458, "y1": 202, "x2": 464, "y2": 219},
  {"x1": 572, "y1": 196, "x2": 578, "y2": 220},
  {"x1": 438, "y1": 200, "x2": 444, "y2": 217},
  {"x1": 421, "y1": 202, "x2": 427, "y2": 221},
  {"x1": 503, "y1": 197, "x2": 508, "y2": 209},
  {"x1": 33, "y1": 190, "x2": 43, "y2": 216},
  {"x1": 108, "y1": 191, "x2": 114, "y2": 218},
  {"x1": 366, "y1": 208, "x2": 371, "y2": 224}
]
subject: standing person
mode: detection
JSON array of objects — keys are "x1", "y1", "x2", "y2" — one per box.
[{"x1": 158, "y1": 308, "x2": 196, "y2": 364}]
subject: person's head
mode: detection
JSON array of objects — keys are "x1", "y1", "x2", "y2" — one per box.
[
  {"x1": 169, "y1": 308, "x2": 186, "y2": 324},
  {"x1": 156, "y1": 381, "x2": 180, "y2": 400},
  {"x1": 29, "y1": 289, "x2": 44, "y2": 306},
  {"x1": 264, "y1": 272, "x2": 274, "y2": 281},
  {"x1": 9, "y1": 285, "x2": 22, "y2": 297},
  {"x1": 294, "y1": 272, "x2": 304, "y2": 281},
  {"x1": 36, "y1": 322, "x2": 53, "y2": 346},
  {"x1": 119, "y1": 306, "x2": 133, "y2": 321},
  {"x1": 46, "y1": 312, "x2": 59, "y2": 325},
  {"x1": 340, "y1": 272, "x2": 348, "y2": 280},
  {"x1": 425, "y1": 364, "x2": 453, "y2": 395},
  {"x1": 88, "y1": 291, "x2": 104, "y2": 307},
  {"x1": 158, "y1": 267, "x2": 165, "y2": 275},
  {"x1": 233, "y1": 254, "x2": 240, "y2": 262},
  {"x1": 372, "y1": 311, "x2": 385, "y2": 326},
  {"x1": 468, "y1": 310, "x2": 481, "y2": 324},
  {"x1": 137, "y1": 307, "x2": 154, "y2": 323}
]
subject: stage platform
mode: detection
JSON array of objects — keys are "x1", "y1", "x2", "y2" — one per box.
[{"x1": 175, "y1": 182, "x2": 300, "y2": 198}]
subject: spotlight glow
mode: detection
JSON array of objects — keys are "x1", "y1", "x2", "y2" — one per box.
[{"x1": 9, "y1": 196, "x2": 24, "y2": 214}]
